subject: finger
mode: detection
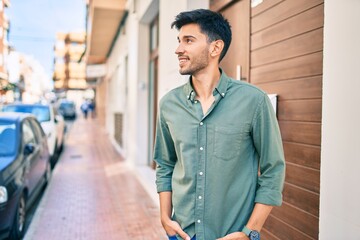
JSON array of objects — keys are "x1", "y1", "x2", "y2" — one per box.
[{"x1": 175, "y1": 228, "x2": 190, "y2": 240}]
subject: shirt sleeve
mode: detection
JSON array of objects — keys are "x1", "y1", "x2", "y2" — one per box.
[
  {"x1": 252, "y1": 94, "x2": 286, "y2": 206},
  {"x1": 153, "y1": 106, "x2": 177, "y2": 193}
]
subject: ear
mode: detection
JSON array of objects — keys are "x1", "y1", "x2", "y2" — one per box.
[{"x1": 210, "y1": 40, "x2": 224, "y2": 59}]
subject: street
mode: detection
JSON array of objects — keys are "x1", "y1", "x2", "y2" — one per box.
[{"x1": 23, "y1": 117, "x2": 167, "y2": 240}]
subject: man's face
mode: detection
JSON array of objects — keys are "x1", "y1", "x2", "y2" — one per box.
[{"x1": 175, "y1": 23, "x2": 210, "y2": 75}]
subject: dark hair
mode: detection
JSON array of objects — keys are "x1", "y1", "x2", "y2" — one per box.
[{"x1": 171, "y1": 9, "x2": 232, "y2": 62}]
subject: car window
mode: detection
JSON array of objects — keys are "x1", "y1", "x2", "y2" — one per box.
[
  {"x1": 2, "y1": 105, "x2": 51, "y2": 122},
  {"x1": 29, "y1": 119, "x2": 45, "y2": 142},
  {"x1": 23, "y1": 120, "x2": 38, "y2": 145},
  {"x1": 0, "y1": 122, "x2": 17, "y2": 156},
  {"x1": 60, "y1": 102, "x2": 75, "y2": 109}
]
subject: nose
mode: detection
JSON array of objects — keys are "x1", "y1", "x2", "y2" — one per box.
[{"x1": 175, "y1": 44, "x2": 184, "y2": 55}]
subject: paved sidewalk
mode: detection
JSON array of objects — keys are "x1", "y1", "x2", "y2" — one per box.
[{"x1": 24, "y1": 118, "x2": 167, "y2": 240}]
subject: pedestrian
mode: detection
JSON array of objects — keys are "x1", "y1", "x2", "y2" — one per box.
[
  {"x1": 88, "y1": 100, "x2": 96, "y2": 118},
  {"x1": 80, "y1": 100, "x2": 89, "y2": 119},
  {"x1": 153, "y1": 9, "x2": 285, "y2": 240}
]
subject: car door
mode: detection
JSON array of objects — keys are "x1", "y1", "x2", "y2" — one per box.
[
  {"x1": 22, "y1": 120, "x2": 43, "y2": 194},
  {"x1": 29, "y1": 118, "x2": 49, "y2": 177}
]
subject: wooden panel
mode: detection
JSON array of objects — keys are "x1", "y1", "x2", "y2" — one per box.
[
  {"x1": 252, "y1": 28, "x2": 323, "y2": 67},
  {"x1": 252, "y1": 0, "x2": 324, "y2": 33},
  {"x1": 252, "y1": 4, "x2": 324, "y2": 50},
  {"x1": 251, "y1": 0, "x2": 284, "y2": 17},
  {"x1": 277, "y1": 99, "x2": 322, "y2": 122},
  {"x1": 251, "y1": 51, "x2": 323, "y2": 84},
  {"x1": 256, "y1": 76, "x2": 322, "y2": 100},
  {"x1": 271, "y1": 202, "x2": 319, "y2": 239},
  {"x1": 220, "y1": 0, "x2": 250, "y2": 81},
  {"x1": 261, "y1": 228, "x2": 281, "y2": 240},
  {"x1": 285, "y1": 163, "x2": 320, "y2": 193},
  {"x1": 264, "y1": 215, "x2": 315, "y2": 240},
  {"x1": 210, "y1": 0, "x2": 233, "y2": 12},
  {"x1": 279, "y1": 121, "x2": 321, "y2": 146},
  {"x1": 283, "y1": 183, "x2": 320, "y2": 216},
  {"x1": 283, "y1": 142, "x2": 320, "y2": 170}
]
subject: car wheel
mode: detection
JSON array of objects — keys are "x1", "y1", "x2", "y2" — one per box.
[
  {"x1": 58, "y1": 138, "x2": 64, "y2": 153},
  {"x1": 45, "y1": 162, "x2": 52, "y2": 184},
  {"x1": 10, "y1": 193, "x2": 26, "y2": 239}
]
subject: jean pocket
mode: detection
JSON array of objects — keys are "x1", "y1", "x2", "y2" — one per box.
[{"x1": 167, "y1": 235, "x2": 177, "y2": 240}]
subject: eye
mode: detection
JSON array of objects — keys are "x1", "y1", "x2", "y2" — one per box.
[{"x1": 186, "y1": 38, "x2": 193, "y2": 43}]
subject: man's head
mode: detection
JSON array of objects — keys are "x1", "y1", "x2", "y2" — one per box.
[{"x1": 171, "y1": 9, "x2": 232, "y2": 62}]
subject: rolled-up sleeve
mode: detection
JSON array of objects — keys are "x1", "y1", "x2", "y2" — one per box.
[
  {"x1": 252, "y1": 94, "x2": 286, "y2": 206},
  {"x1": 153, "y1": 105, "x2": 177, "y2": 193}
]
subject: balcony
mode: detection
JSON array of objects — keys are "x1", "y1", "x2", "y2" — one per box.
[{"x1": 86, "y1": 0, "x2": 127, "y2": 65}]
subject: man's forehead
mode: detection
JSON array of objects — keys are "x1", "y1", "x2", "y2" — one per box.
[{"x1": 178, "y1": 24, "x2": 204, "y2": 38}]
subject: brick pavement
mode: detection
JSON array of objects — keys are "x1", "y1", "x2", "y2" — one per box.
[{"x1": 24, "y1": 118, "x2": 167, "y2": 240}]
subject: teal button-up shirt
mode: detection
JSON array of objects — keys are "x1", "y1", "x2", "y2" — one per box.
[{"x1": 154, "y1": 70, "x2": 285, "y2": 240}]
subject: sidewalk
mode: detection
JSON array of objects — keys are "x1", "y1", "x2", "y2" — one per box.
[{"x1": 24, "y1": 118, "x2": 167, "y2": 240}]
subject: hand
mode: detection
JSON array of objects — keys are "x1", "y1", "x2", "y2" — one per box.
[
  {"x1": 161, "y1": 218, "x2": 191, "y2": 240},
  {"x1": 217, "y1": 231, "x2": 250, "y2": 240}
]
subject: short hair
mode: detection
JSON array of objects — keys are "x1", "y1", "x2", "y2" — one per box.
[{"x1": 171, "y1": 9, "x2": 232, "y2": 62}]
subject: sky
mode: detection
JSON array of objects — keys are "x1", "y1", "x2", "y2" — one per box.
[{"x1": 6, "y1": 0, "x2": 86, "y2": 79}]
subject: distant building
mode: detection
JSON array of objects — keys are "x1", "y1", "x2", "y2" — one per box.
[
  {"x1": 53, "y1": 32, "x2": 87, "y2": 91},
  {"x1": 0, "y1": 0, "x2": 10, "y2": 101},
  {"x1": 6, "y1": 50, "x2": 52, "y2": 103}
]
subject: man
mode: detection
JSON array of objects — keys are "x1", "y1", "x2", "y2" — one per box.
[{"x1": 154, "y1": 9, "x2": 285, "y2": 240}]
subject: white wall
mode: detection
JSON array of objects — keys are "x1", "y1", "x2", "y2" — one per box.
[
  {"x1": 320, "y1": 0, "x2": 360, "y2": 238},
  {"x1": 105, "y1": 20, "x2": 129, "y2": 155}
]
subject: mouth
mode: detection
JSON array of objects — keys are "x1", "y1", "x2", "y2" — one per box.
[{"x1": 178, "y1": 56, "x2": 189, "y2": 66}]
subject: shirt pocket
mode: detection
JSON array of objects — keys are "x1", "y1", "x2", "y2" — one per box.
[{"x1": 214, "y1": 124, "x2": 250, "y2": 161}]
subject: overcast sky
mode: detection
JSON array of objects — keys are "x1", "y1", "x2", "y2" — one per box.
[{"x1": 6, "y1": 0, "x2": 86, "y2": 78}]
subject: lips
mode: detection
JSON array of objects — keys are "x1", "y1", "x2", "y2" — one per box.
[{"x1": 178, "y1": 56, "x2": 189, "y2": 66}]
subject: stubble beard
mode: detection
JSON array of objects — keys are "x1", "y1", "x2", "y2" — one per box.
[{"x1": 179, "y1": 48, "x2": 209, "y2": 76}]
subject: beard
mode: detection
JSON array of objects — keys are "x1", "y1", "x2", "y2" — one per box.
[{"x1": 179, "y1": 47, "x2": 209, "y2": 75}]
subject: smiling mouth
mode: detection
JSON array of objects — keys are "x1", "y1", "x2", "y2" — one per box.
[{"x1": 178, "y1": 57, "x2": 189, "y2": 66}]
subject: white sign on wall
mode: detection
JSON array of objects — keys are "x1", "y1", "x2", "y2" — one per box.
[
  {"x1": 251, "y1": 0, "x2": 263, "y2": 8},
  {"x1": 86, "y1": 64, "x2": 107, "y2": 78}
]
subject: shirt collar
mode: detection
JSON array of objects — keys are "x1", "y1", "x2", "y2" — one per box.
[{"x1": 184, "y1": 68, "x2": 230, "y2": 102}]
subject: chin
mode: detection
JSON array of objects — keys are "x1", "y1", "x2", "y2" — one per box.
[{"x1": 179, "y1": 68, "x2": 191, "y2": 75}]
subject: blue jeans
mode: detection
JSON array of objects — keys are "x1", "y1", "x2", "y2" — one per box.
[{"x1": 168, "y1": 235, "x2": 196, "y2": 240}]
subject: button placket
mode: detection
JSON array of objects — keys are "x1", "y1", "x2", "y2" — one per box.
[{"x1": 195, "y1": 120, "x2": 206, "y2": 238}]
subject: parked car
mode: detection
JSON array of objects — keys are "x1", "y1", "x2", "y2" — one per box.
[
  {"x1": 1, "y1": 103, "x2": 65, "y2": 167},
  {"x1": 57, "y1": 100, "x2": 77, "y2": 120},
  {"x1": 0, "y1": 112, "x2": 51, "y2": 239}
]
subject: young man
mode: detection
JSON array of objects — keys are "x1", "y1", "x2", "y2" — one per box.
[{"x1": 154, "y1": 9, "x2": 285, "y2": 240}]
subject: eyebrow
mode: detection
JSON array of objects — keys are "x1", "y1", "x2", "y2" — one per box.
[{"x1": 177, "y1": 35, "x2": 197, "y2": 41}]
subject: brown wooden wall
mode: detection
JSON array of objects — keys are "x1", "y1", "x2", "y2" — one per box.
[{"x1": 250, "y1": 0, "x2": 323, "y2": 239}]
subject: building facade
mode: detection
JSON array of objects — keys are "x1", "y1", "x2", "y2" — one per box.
[
  {"x1": 0, "y1": 0, "x2": 10, "y2": 101},
  {"x1": 53, "y1": 32, "x2": 87, "y2": 91},
  {"x1": 85, "y1": 0, "x2": 360, "y2": 239}
]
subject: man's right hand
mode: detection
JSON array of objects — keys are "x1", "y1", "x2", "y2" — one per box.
[{"x1": 161, "y1": 218, "x2": 191, "y2": 240}]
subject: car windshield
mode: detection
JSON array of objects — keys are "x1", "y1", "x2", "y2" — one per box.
[
  {"x1": 0, "y1": 122, "x2": 17, "y2": 156},
  {"x1": 2, "y1": 105, "x2": 50, "y2": 122}
]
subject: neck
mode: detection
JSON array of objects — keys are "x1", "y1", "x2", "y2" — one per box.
[{"x1": 192, "y1": 67, "x2": 221, "y2": 100}]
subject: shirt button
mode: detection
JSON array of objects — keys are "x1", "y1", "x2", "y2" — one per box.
[
  {"x1": 221, "y1": 93, "x2": 225, "y2": 96},
  {"x1": 200, "y1": 147, "x2": 204, "y2": 151},
  {"x1": 199, "y1": 122, "x2": 203, "y2": 126},
  {"x1": 198, "y1": 196, "x2": 202, "y2": 199},
  {"x1": 197, "y1": 220, "x2": 201, "y2": 223},
  {"x1": 199, "y1": 172, "x2": 203, "y2": 175},
  {"x1": 194, "y1": 100, "x2": 198, "y2": 103}
]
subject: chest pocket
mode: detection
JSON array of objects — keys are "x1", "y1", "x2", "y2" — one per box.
[{"x1": 214, "y1": 124, "x2": 251, "y2": 161}]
